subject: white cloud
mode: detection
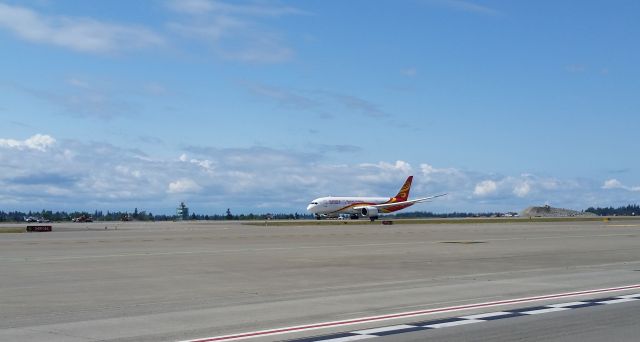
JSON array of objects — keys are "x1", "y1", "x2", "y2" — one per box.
[
  {"x1": 415, "y1": 163, "x2": 469, "y2": 197},
  {"x1": 420, "y1": 163, "x2": 463, "y2": 178},
  {"x1": 244, "y1": 82, "x2": 319, "y2": 111},
  {"x1": 471, "y1": 175, "x2": 577, "y2": 201},
  {"x1": 0, "y1": 134, "x2": 56, "y2": 151},
  {"x1": 513, "y1": 181, "x2": 531, "y2": 197},
  {"x1": 167, "y1": 15, "x2": 244, "y2": 41},
  {"x1": 13, "y1": 81, "x2": 135, "y2": 120},
  {"x1": 0, "y1": 134, "x2": 630, "y2": 213},
  {"x1": 602, "y1": 179, "x2": 623, "y2": 189},
  {"x1": 217, "y1": 35, "x2": 293, "y2": 63},
  {"x1": 166, "y1": 0, "x2": 305, "y2": 63},
  {"x1": 168, "y1": 178, "x2": 202, "y2": 193},
  {"x1": 166, "y1": 0, "x2": 308, "y2": 17},
  {"x1": 243, "y1": 82, "x2": 388, "y2": 118},
  {"x1": 179, "y1": 155, "x2": 215, "y2": 172},
  {"x1": 115, "y1": 165, "x2": 142, "y2": 178},
  {"x1": 361, "y1": 160, "x2": 412, "y2": 173},
  {"x1": 474, "y1": 180, "x2": 498, "y2": 196},
  {"x1": 0, "y1": 137, "x2": 162, "y2": 206},
  {"x1": 323, "y1": 92, "x2": 388, "y2": 118},
  {"x1": 167, "y1": 0, "x2": 216, "y2": 14},
  {"x1": 602, "y1": 179, "x2": 640, "y2": 192},
  {"x1": 0, "y1": 3, "x2": 163, "y2": 54}
]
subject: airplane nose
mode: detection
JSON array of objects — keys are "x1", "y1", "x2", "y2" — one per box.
[{"x1": 306, "y1": 204, "x2": 315, "y2": 212}]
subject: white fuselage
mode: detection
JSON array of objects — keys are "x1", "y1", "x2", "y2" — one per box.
[
  {"x1": 305, "y1": 176, "x2": 442, "y2": 220},
  {"x1": 307, "y1": 196, "x2": 391, "y2": 216}
]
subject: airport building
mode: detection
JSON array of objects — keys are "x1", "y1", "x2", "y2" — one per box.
[{"x1": 176, "y1": 202, "x2": 189, "y2": 220}]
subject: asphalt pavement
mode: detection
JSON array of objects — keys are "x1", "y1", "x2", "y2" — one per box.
[{"x1": 1, "y1": 219, "x2": 639, "y2": 341}]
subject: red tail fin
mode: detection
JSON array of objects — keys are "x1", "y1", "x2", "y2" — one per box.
[{"x1": 394, "y1": 176, "x2": 413, "y2": 202}]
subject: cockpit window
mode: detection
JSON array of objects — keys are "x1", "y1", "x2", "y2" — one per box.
[{"x1": 310, "y1": 202, "x2": 318, "y2": 205}]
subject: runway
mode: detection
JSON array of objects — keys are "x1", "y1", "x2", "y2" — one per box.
[
  {"x1": 275, "y1": 290, "x2": 640, "y2": 342},
  {"x1": 1, "y1": 219, "x2": 639, "y2": 341},
  {"x1": 369, "y1": 299, "x2": 640, "y2": 342}
]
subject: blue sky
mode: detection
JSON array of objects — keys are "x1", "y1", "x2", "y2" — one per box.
[{"x1": 1, "y1": 0, "x2": 638, "y2": 214}]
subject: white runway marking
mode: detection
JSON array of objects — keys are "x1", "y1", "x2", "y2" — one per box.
[
  {"x1": 287, "y1": 292, "x2": 640, "y2": 342},
  {"x1": 547, "y1": 301, "x2": 588, "y2": 308},
  {"x1": 321, "y1": 335, "x2": 375, "y2": 342},
  {"x1": 617, "y1": 294, "x2": 640, "y2": 299},
  {"x1": 352, "y1": 325, "x2": 417, "y2": 335},
  {"x1": 520, "y1": 307, "x2": 570, "y2": 315},
  {"x1": 178, "y1": 284, "x2": 640, "y2": 342},
  {"x1": 460, "y1": 311, "x2": 513, "y2": 319},
  {"x1": 424, "y1": 319, "x2": 483, "y2": 328},
  {"x1": 597, "y1": 298, "x2": 639, "y2": 305}
]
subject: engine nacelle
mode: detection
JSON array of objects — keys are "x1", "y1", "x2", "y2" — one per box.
[{"x1": 360, "y1": 206, "x2": 378, "y2": 218}]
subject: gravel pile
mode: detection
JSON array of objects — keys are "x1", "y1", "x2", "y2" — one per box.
[{"x1": 521, "y1": 205, "x2": 597, "y2": 217}]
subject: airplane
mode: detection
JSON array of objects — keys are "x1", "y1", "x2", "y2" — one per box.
[{"x1": 306, "y1": 176, "x2": 446, "y2": 221}]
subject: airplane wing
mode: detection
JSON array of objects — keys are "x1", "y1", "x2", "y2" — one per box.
[{"x1": 354, "y1": 193, "x2": 447, "y2": 210}]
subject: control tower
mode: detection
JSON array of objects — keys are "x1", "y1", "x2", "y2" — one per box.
[{"x1": 176, "y1": 202, "x2": 189, "y2": 220}]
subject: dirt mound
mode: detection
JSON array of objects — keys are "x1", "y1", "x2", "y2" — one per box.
[{"x1": 521, "y1": 205, "x2": 596, "y2": 217}]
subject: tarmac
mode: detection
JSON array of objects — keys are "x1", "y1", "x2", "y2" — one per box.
[{"x1": 1, "y1": 219, "x2": 639, "y2": 341}]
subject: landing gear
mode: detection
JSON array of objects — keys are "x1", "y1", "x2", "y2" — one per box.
[
  {"x1": 370, "y1": 216, "x2": 378, "y2": 222},
  {"x1": 350, "y1": 214, "x2": 359, "y2": 220},
  {"x1": 315, "y1": 214, "x2": 321, "y2": 220}
]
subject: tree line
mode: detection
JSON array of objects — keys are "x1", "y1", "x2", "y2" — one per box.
[
  {"x1": 0, "y1": 209, "x2": 314, "y2": 222},
  {"x1": 0, "y1": 204, "x2": 637, "y2": 222},
  {"x1": 585, "y1": 204, "x2": 640, "y2": 216}
]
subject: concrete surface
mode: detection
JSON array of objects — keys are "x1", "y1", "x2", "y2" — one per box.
[{"x1": 1, "y1": 219, "x2": 639, "y2": 341}]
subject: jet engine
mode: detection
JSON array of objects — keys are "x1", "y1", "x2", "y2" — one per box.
[{"x1": 360, "y1": 206, "x2": 379, "y2": 221}]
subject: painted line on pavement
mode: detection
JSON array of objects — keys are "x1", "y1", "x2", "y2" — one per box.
[
  {"x1": 178, "y1": 283, "x2": 640, "y2": 342},
  {"x1": 289, "y1": 292, "x2": 640, "y2": 342}
]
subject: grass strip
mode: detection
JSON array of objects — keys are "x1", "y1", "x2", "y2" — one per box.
[{"x1": 0, "y1": 227, "x2": 26, "y2": 233}]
